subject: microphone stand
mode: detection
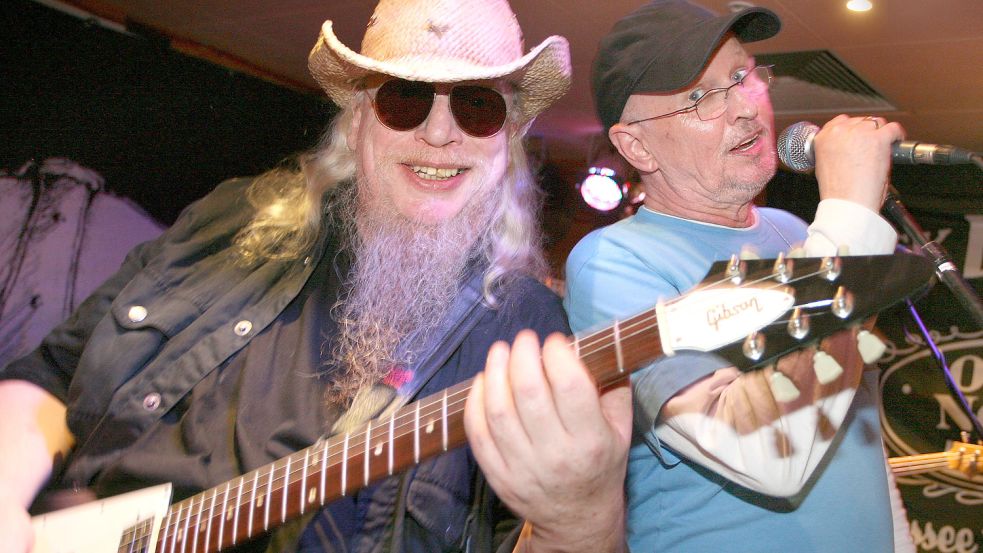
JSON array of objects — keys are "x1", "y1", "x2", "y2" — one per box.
[
  {"x1": 882, "y1": 187, "x2": 983, "y2": 328},
  {"x1": 881, "y1": 187, "x2": 983, "y2": 439}
]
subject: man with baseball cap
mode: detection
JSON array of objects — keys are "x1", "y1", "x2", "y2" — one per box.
[
  {"x1": 0, "y1": 1, "x2": 630, "y2": 551},
  {"x1": 565, "y1": 0, "x2": 909, "y2": 551}
]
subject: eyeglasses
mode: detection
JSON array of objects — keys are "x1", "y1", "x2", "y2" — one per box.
[
  {"x1": 626, "y1": 65, "x2": 774, "y2": 125},
  {"x1": 372, "y1": 78, "x2": 509, "y2": 138}
]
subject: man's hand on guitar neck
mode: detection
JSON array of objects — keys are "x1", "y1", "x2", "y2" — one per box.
[{"x1": 464, "y1": 330, "x2": 632, "y2": 553}]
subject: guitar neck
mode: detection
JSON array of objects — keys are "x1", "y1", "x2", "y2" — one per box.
[
  {"x1": 888, "y1": 451, "x2": 953, "y2": 477},
  {"x1": 151, "y1": 320, "x2": 661, "y2": 552},
  {"x1": 888, "y1": 441, "x2": 982, "y2": 478}
]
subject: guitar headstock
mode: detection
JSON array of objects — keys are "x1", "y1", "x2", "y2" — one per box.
[
  {"x1": 660, "y1": 252, "x2": 935, "y2": 372},
  {"x1": 947, "y1": 441, "x2": 982, "y2": 478}
]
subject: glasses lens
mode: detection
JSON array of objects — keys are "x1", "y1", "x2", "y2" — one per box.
[
  {"x1": 375, "y1": 79, "x2": 435, "y2": 131},
  {"x1": 450, "y1": 85, "x2": 507, "y2": 138},
  {"x1": 695, "y1": 89, "x2": 728, "y2": 121},
  {"x1": 751, "y1": 66, "x2": 773, "y2": 90}
]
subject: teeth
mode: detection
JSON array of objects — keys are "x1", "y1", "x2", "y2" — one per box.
[
  {"x1": 411, "y1": 166, "x2": 463, "y2": 180},
  {"x1": 735, "y1": 135, "x2": 758, "y2": 151}
]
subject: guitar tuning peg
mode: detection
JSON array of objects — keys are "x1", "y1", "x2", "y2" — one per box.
[
  {"x1": 813, "y1": 351, "x2": 844, "y2": 384},
  {"x1": 821, "y1": 255, "x2": 842, "y2": 282},
  {"x1": 770, "y1": 370, "x2": 801, "y2": 402},
  {"x1": 773, "y1": 252, "x2": 793, "y2": 283},
  {"x1": 831, "y1": 287, "x2": 854, "y2": 319},
  {"x1": 743, "y1": 332, "x2": 765, "y2": 361},
  {"x1": 856, "y1": 330, "x2": 887, "y2": 364},
  {"x1": 786, "y1": 307, "x2": 810, "y2": 340},
  {"x1": 727, "y1": 254, "x2": 746, "y2": 284}
]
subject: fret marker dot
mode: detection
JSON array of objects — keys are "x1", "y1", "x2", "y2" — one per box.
[
  {"x1": 426, "y1": 420, "x2": 435, "y2": 433},
  {"x1": 257, "y1": 497, "x2": 264, "y2": 507},
  {"x1": 227, "y1": 511, "x2": 233, "y2": 520},
  {"x1": 308, "y1": 488, "x2": 317, "y2": 504},
  {"x1": 374, "y1": 443, "x2": 383, "y2": 456}
]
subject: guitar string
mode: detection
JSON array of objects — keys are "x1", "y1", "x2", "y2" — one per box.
[
  {"x1": 890, "y1": 452, "x2": 954, "y2": 476},
  {"x1": 155, "y1": 264, "x2": 841, "y2": 542}
]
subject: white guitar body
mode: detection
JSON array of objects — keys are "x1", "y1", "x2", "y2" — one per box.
[{"x1": 31, "y1": 484, "x2": 172, "y2": 553}]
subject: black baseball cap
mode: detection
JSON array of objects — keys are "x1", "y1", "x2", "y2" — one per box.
[{"x1": 592, "y1": 0, "x2": 781, "y2": 131}]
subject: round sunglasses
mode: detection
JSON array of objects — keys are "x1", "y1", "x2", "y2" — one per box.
[{"x1": 372, "y1": 79, "x2": 509, "y2": 138}]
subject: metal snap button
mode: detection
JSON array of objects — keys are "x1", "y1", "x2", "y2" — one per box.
[
  {"x1": 143, "y1": 392, "x2": 162, "y2": 411},
  {"x1": 128, "y1": 305, "x2": 148, "y2": 323},
  {"x1": 234, "y1": 320, "x2": 253, "y2": 336}
]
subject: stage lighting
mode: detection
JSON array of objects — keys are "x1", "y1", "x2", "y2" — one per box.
[{"x1": 579, "y1": 166, "x2": 626, "y2": 212}]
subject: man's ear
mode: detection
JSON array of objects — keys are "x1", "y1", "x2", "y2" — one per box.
[{"x1": 609, "y1": 123, "x2": 658, "y2": 174}]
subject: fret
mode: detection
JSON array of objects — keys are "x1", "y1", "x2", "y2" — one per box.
[
  {"x1": 170, "y1": 502, "x2": 181, "y2": 553},
  {"x1": 388, "y1": 412, "x2": 395, "y2": 475},
  {"x1": 189, "y1": 496, "x2": 205, "y2": 553},
  {"x1": 218, "y1": 481, "x2": 231, "y2": 551},
  {"x1": 414, "y1": 401, "x2": 421, "y2": 463},
  {"x1": 281, "y1": 457, "x2": 291, "y2": 524},
  {"x1": 159, "y1": 510, "x2": 172, "y2": 553},
  {"x1": 341, "y1": 433, "x2": 350, "y2": 496},
  {"x1": 441, "y1": 389, "x2": 449, "y2": 451},
  {"x1": 612, "y1": 321, "x2": 625, "y2": 373},
  {"x1": 233, "y1": 476, "x2": 244, "y2": 545},
  {"x1": 364, "y1": 421, "x2": 371, "y2": 486},
  {"x1": 573, "y1": 336, "x2": 580, "y2": 358},
  {"x1": 263, "y1": 463, "x2": 274, "y2": 531},
  {"x1": 205, "y1": 489, "x2": 217, "y2": 553},
  {"x1": 248, "y1": 470, "x2": 259, "y2": 538},
  {"x1": 300, "y1": 449, "x2": 310, "y2": 515},
  {"x1": 319, "y1": 440, "x2": 328, "y2": 504},
  {"x1": 179, "y1": 498, "x2": 190, "y2": 553}
]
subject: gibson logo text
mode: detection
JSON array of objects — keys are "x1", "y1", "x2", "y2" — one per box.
[{"x1": 707, "y1": 298, "x2": 763, "y2": 332}]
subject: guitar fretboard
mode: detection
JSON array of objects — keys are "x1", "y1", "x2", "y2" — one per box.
[{"x1": 135, "y1": 312, "x2": 660, "y2": 553}]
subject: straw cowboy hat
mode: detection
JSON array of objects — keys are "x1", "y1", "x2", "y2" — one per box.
[{"x1": 308, "y1": 0, "x2": 572, "y2": 126}]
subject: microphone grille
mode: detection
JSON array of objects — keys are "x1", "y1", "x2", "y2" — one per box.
[{"x1": 777, "y1": 121, "x2": 819, "y2": 172}]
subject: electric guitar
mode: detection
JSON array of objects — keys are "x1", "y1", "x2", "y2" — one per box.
[
  {"x1": 31, "y1": 252, "x2": 936, "y2": 553},
  {"x1": 889, "y1": 442, "x2": 982, "y2": 478}
]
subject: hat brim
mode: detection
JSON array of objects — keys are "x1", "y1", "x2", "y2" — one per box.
[{"x1": 308, "y1": 21, "x2": 572, "y2": 125}]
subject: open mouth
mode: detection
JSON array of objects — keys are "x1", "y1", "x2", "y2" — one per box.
[
  {"x1": 410, "y1": 165, "x2": 465, "y2": 181},
  {"x1": 731, "y1": 133, "x2": 761, "y2": 153}
]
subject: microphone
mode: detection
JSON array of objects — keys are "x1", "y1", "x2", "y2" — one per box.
[{"x1": 777, "y1": 121, "x2": 978, "y2": 172}]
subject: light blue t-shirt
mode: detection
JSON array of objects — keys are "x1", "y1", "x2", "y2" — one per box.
[{"x1": 564, "y1": 206, "x2": 893, "y2": 552}]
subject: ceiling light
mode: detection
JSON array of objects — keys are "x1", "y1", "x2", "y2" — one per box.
[{"x1": 847, "y1": 0, "x2": 872, "y2": 12}]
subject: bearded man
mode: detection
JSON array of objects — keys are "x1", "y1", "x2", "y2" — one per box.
[{"x1": 0, "y1": 1, "x2": 631, "y2": 552}]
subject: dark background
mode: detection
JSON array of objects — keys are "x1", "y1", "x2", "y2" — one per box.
[{"x1": 1, "y1": 0, "x2": 334, "y2": 226}]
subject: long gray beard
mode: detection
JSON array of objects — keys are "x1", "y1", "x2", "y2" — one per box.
[{"x1": 327, "y1": 179, "x2": 498, "y2": 403}]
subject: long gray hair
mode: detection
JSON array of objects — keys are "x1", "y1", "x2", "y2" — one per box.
[{"x1": 233, "y1": 96, "x2": 547, "y2": 303}]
